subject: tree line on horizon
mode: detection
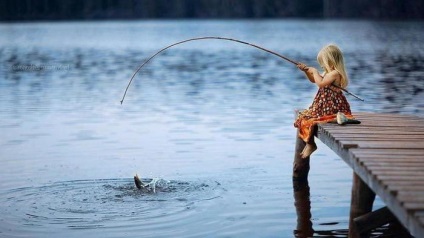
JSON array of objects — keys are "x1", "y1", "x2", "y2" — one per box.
[{"x1": 1, "y1": 0, "x2": 423, "y2": 21}]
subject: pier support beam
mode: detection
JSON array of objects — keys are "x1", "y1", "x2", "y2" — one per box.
[
  {"x1": 293, "y1": 130, "x2": 310, "y2": 180},
  {"x1": 353, "y1": 206, "x2": 395, "y2": 236},
  {"x1": 348, "y1": 173, "x2": 376, "y2": 238}
]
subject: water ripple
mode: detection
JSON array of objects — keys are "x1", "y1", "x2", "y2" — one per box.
[{"x1": 0, "y1": 178, "x2": 225, "y2": 237}]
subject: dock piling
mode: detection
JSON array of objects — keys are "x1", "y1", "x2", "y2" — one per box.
[
  {"x1": 348, "y1": 173, "x2": 376, "y2": 238},
  {"x1": 293, "y1": 129, "x2": 310, "y2": 180}
]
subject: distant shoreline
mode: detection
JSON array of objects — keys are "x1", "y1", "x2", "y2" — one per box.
[
  {"x1": 2, "y1": 18, "x2": 424, "y2": 24},
  {"x1": 1, "y1": 0, "x2": 423, "y2": 22}
]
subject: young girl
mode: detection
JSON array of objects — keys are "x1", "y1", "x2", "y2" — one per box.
[{"x1": 294, "y1": 44, "x2": 353, "y2": 158}]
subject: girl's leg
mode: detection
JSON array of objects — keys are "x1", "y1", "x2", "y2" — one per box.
[{"x1": 300, "y1": 137, "x2": 317, "y2": 159}]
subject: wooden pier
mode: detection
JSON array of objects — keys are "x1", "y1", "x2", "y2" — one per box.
[{"x1": 293, "y1": 112, "x2": 424, "y2": 237}]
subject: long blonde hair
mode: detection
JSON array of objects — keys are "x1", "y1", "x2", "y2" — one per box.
[{"x1": 317, "y1": 44, "x2": 349, "y2": 88}]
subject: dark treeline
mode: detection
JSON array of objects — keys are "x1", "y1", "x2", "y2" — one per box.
[{"x1": 0, "y1": 0, "x2": 423, "y2": 21}]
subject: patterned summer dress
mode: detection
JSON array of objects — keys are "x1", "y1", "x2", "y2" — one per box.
[{"x1": 294, "y1": 85, "x2": 353, "y2": 143}]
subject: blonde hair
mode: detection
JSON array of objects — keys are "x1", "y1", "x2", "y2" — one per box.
[{"x1": 317, "y1": 44, "x2": 349, "y2": 88}]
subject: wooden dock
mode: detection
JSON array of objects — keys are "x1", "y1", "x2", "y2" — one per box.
[{"x1": 293, "y1": 112, "x2": 424, "y2": 237}]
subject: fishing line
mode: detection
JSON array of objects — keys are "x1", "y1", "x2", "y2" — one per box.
[{"x1": 120, "y1": 36, "x2": 363, "y2": 104}]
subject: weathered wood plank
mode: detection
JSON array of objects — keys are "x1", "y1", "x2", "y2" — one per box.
[
  {"x1": 358, "y1": 154, "x2": 424, "y2": 157},
  {"x1": 340, "y1": 138, "x2": 422, "y2": 143},
  {"x1": 359, "y1": 157, "x2": 424, "y2": 162},
  {"x1": 383, "y1": 180, "x2": 424, "y2": 186},
  {"x1": 323, "y1": 124, "x2": 424, "y2": 128},
  {"x1": 413, "y1": 211, "x2": 424, "y2": 223},
  {"x1": 350, "y1": 149, "x2": 424, "y2": 156},
  {"x1": 397, "y1": 192, "x2": 424, "y2": 203},
  {"x1": 386, "y1": 184, "x2": 424, "y2": 194},
  {"x1": 383, "y1": 182, "x2": 424, "y2": 195},
  {"x1": 404, "y1": 202, "x2": 424, "y2": 211},
  {"x1": 335, "y1": 135, "x2": 424, "y2": 139},
  {"x1": 340, "y1": 141, "x2": 424, "y2": 149},
  {"x1": 325, "y1": 131, "x2": 424, "y2": 135},
  {"x1": 324, "y1": 128, "x2": 424, "y2": 133},
  {"x1": 366, "y1": 166, "x2": 424, "y2": 172},
  {"x1": 376, "y1": 175, "x2": 424, "y2": 181},
  {"x1": 324, "y1": 127, "x2": 424, "y2": 132},
  {"x1": 361, "y1": 161, "x2": 424, "y2": 166},
  {"x1": 362, "y1": 162, "x2": 424, "y2": 169}
]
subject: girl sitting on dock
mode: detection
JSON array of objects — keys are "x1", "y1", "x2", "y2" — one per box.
[{"x1": 294, "y1": 44, "x2": 353, "y2": 158}]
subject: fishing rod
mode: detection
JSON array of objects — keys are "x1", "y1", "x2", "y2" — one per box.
[{"x1": 120, "y1": 36, "x2": 364, "y2": 104}]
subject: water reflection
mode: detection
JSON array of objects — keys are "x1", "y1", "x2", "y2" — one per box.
[
  {"x1": 293, "y1": 180, "x2": 314, "y2": 237},
  {"x1": 293, "y1": 179, "x2": 349, "y2": 238}
]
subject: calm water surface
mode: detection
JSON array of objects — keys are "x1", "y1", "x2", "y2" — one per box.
[{"x1": 0, "y1": 20, "x2": 423, "y2": 237}]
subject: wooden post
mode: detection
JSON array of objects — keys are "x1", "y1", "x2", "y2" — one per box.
[
  {"x1": 348, "y1": 173, "x2": 376, "y2": 238},
  {"x1": 293, "y1": 109, "x2": 313, "y2": 235},
  {"x1": 293, "y1": 110, "x2": 311, "y2": 180},
  {"x1": 293, "y1": 129, "x2": 310, "y2": 180}
]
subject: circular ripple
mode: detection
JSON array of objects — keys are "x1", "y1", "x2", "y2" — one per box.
[{"x1": 0, "y1": 178, "x2": 224, "y2": 237}]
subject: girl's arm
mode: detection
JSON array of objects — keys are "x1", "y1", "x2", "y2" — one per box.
[{"x1": 308, "y1": 69, "x2": 339, "y2": 88}]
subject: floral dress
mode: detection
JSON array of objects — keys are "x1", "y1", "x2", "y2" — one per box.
[{"x1": 294, "y1": 85, "x2": 352, "y2": 143}]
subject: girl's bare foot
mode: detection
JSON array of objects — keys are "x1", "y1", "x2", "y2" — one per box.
[
  {"x1": 301, "y1": 145, "x2": 307, "y2": 155},
  {"x1": 300, "y1": 143, "x2": 317, "y2": 159}
]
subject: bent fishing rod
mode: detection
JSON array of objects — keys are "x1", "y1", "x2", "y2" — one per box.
[{"x1": 120, "y1": 36, "x2": 364, "y2": 104}]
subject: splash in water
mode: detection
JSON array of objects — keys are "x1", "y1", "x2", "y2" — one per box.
[{"x1": 134, "y1": 174, "x2": 169, "y2": 193}]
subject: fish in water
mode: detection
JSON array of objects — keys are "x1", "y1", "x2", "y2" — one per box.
[
  {"x1": 134, "y1": 174, "x2": 145, "y2": 189},
  {"x1": 134, "y1": 174, "x2": 165, "y2": 193}
]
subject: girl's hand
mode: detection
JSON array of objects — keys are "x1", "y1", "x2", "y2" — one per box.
[
  {"x1": 298, "y1": 63, "x2": 316, "y2": 83},
  {"x1": 296, "y1": 63, "x2": 308, "y2": 72},
  {"x1": 307, "y1": 67, "x2": 318, "y2": 75}
]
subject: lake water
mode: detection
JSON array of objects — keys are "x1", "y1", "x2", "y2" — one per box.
[{"x1": 0, "y1": 20, "x2": 423, "y2": 237}]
